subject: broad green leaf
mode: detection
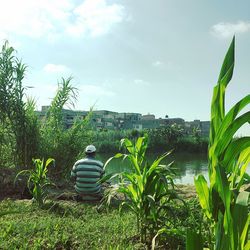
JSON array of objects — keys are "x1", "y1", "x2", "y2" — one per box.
[
  {"x1": 217, "y1": 94, "x2": 250, "y2": 140},
  {"x1": 194, "y1": 174, "x2": 211, "y2": 219},
  {"x1": 217, "y1": 36, "x2": 235, "y2": 86},
  {"x1": 240, "y1": 213, "x2": 250, "y2": 249},
  {"x1": 120, "y1": 138, "x2": 134, "y2": 154},
  {"x1": 232, "y1": 191, "x2": 249, "y2": 248},
  {"x1": 237, "y1": 147, "x2": 250, "y2": 189},
  {"x1": 98, "y1": 173, "x2": 121, "y2": 184},
  {"x1": 135, "y1": 137, "x2": 144, "y2": 152},
  {"x1": 244, "y1": 240, "x2": 250, "y2": 250},
  {"x1": 127, "y1": 155, "x2": 141, "y2": 175},
  {"x1": 215, "y1": 112, "x2": 250, "y2": 156},
  {"x1": 148, "y1": 150, "x2": 172, "y2": 176},
  {"x1": 215, "y1": 165, "x2": 231, "y2": 234},
  {"x1": 222, "y1": 137, "x2": 250, "y2": 173},
  {"x1": 104, "y1": 153, "x2": 124, "y2": 170}
]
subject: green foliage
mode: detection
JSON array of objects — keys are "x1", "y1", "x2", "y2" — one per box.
[
  {"x1": 190, "y1": 37, "x2": 250, "y2": 249},
  {"x1": 0, "y1": 195, "x2": 204, "y2": 249},
  {"x1": 15, "y1": 158, "x2": 55, "y2": 207},
  {"x1": 93, "y1": 126, "x2": 207, "y2": 154},
  {"x1": 0, "y1": 199, "x2": 137, "y2": 249},
  {"x1": 92, "y1": 129, "x2": 143, "y2": 153},
  {"x1": 147, "y1": 124, "x2": 184, "y2": 149},
  {"x1": 103, "y1": 136, "x2": 179, "y2": 245},
  {"x1": 0, "y1": 41, "x2": 38, "y2": 168},
  {"x1": 39, "y1": 77, "x2": 91, "y2": 175},
  {"x1": 0, "y1": 42, "x2": 92, "y2": 174}
]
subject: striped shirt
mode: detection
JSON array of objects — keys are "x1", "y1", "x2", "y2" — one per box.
[{"x1": 71, "y1": 157, "x2": 104, "y2": 201}]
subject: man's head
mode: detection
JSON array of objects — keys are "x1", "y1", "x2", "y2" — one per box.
[{"x1": 85, "y1": 145, "x2": 96, "y2": 157}]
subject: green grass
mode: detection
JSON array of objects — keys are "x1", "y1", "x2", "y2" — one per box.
[
  {"x1": 0, "y1": 196, "x2": 207, "y2": 249},
  {"x1": 0, "y1": 199, "x2": 137, "y2": 249}
]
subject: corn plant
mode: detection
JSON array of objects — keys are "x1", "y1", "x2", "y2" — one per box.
[
  {"x1": 187, "y1": 37, "x2": 250, "y2": 249},
  {"x1": 15, "y1": 158, "x2": 55, "y2": 207},
  {"x1": 102, "y1": 136, "x2": 177, "y2": 244}
]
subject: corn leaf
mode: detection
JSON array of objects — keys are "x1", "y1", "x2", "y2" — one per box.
[
  {"x1": 222, "y1": 137, "x2": 250, "y2": 173},
  {"x1": 215, "y1": 112, "x2": 250, "y2": 156},
  {"x1": 194, "y1": 174, "x2": 211, "y2": 219},
  {"x1": 217, "y1": 36, "x2": 235, "y2": 87},
  {"x1": 217, "y1": 94, "x2": 250, "y2": 140}
]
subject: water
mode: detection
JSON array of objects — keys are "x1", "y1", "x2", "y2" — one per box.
[{"x1": 96, "y1": 152, "x2": 209, "y2": 185}]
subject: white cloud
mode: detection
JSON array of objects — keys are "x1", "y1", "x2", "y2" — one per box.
[
  {"x1": 211, "y1": 21, "x2": 250, "y2": 38},
  {"x1": 0, "y1": 0, "x2": 125, "y2": 40},
  {"x1": 43, "y1": 64, "x2": 70, "y2": 73},
  {"x1": 79, "y1": 84, "x2": 115, "y2": 97},
  {"x1": 67, "y1": 0, "x2": 125, "y2": 37}
]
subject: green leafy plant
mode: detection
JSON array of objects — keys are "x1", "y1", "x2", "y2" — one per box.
[
  {"x1": 39, "y1": 77, "x2": 92, "y2": 175},
  {"x1": 187, "y1": 37, "x2": 250, "y2": 249},
  {"x1": 15, "y1": 158, "x2": 55, "y2": 207},
  {"x1": 102, "y1": 136, "x2": 177, "y2": 245},
  {"x1": 0, "y1": 41, "x2": 39, "y2": 168}
]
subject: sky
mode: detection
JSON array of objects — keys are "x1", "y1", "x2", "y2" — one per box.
[{"x1": 0, "y1": 0, "x2": 249, "y2": 132}]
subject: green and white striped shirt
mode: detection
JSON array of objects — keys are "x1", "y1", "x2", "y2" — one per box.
[{"x1": 71, "y1": 157, "x2": 104, "y2": 201}]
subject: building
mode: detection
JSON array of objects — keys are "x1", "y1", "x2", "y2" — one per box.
[{"x1": 36, "y1": 106, "x2": 210, "y2": 136}]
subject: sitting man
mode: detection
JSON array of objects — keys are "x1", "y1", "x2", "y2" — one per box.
[{"x1": 71, "y1": 145, "x2": 104, "y2": 201}]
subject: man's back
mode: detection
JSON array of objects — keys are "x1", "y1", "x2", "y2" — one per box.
[{"x1": 71, "y1": 157, "x2": 104, "y2": 201}]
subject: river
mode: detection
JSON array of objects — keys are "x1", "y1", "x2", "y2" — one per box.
[{"x1": 97, "y1": 152, "x2": 209, "y2": 185}]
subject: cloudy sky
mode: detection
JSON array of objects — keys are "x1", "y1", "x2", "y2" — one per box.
[{"x1": 0, "y1": 0, "x2": 249, "y2": 129}]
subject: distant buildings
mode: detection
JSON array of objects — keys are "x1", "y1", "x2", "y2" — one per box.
[{"x1": 37, "y1": 106, "x2": 210, "y2": 137}]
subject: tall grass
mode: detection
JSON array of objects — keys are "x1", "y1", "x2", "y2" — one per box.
[
  {"x1": 187, "y1": 37, "x2": 250, "y2": 249},
  {"x1": 0, "y1": 41, "x2": 36, "y2": 168},
  {"x1": 40, "y1": 77, "x2": 92, "y2": 175},
  {"x1": 0, "y1": 42, "x2": 92, "y2": 174}
]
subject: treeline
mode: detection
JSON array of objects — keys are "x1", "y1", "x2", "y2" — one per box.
[{"x1": 92, "y1": 127, "x2": 208, "y2": 154}]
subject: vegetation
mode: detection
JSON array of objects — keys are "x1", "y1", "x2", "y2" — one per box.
[
  {"x1": 0, "y1": 42, "x2": 92, "y2": 175},
  {"x1": 0, "y1": 197, "x2": 205, "y2": 249},
  {"x1": 0, "y1": 37, "x2": 249, "y2": 249},
  {"x1": 188, "y1": 37, "x2": 250, "y2": 249},
  {"x1": 0, "y1": 41, "x2": 39, "y2": 168},
  {"x1": 39, "y1": 77, "x2": 92, "y2": 175},
  {"x1": 15, "y1": 158, "x2": 55, "y2": 207},
  {"x1": 0, "y1": 199, "x2": 137, "y2": 249},
  {"x1": 92, "y1": 127, "x2": 208, "y2": 154},
  {"x1": 102, "y1": 136, "x2": 185, "y2": 247}
]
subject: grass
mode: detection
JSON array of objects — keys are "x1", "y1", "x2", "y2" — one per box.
[
  {"x1": 0, "y1": 199, "x2": 137, "y2": 249},
  {"x1": 0, "y1": 193, "x2": 206, "y2": 249}
]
